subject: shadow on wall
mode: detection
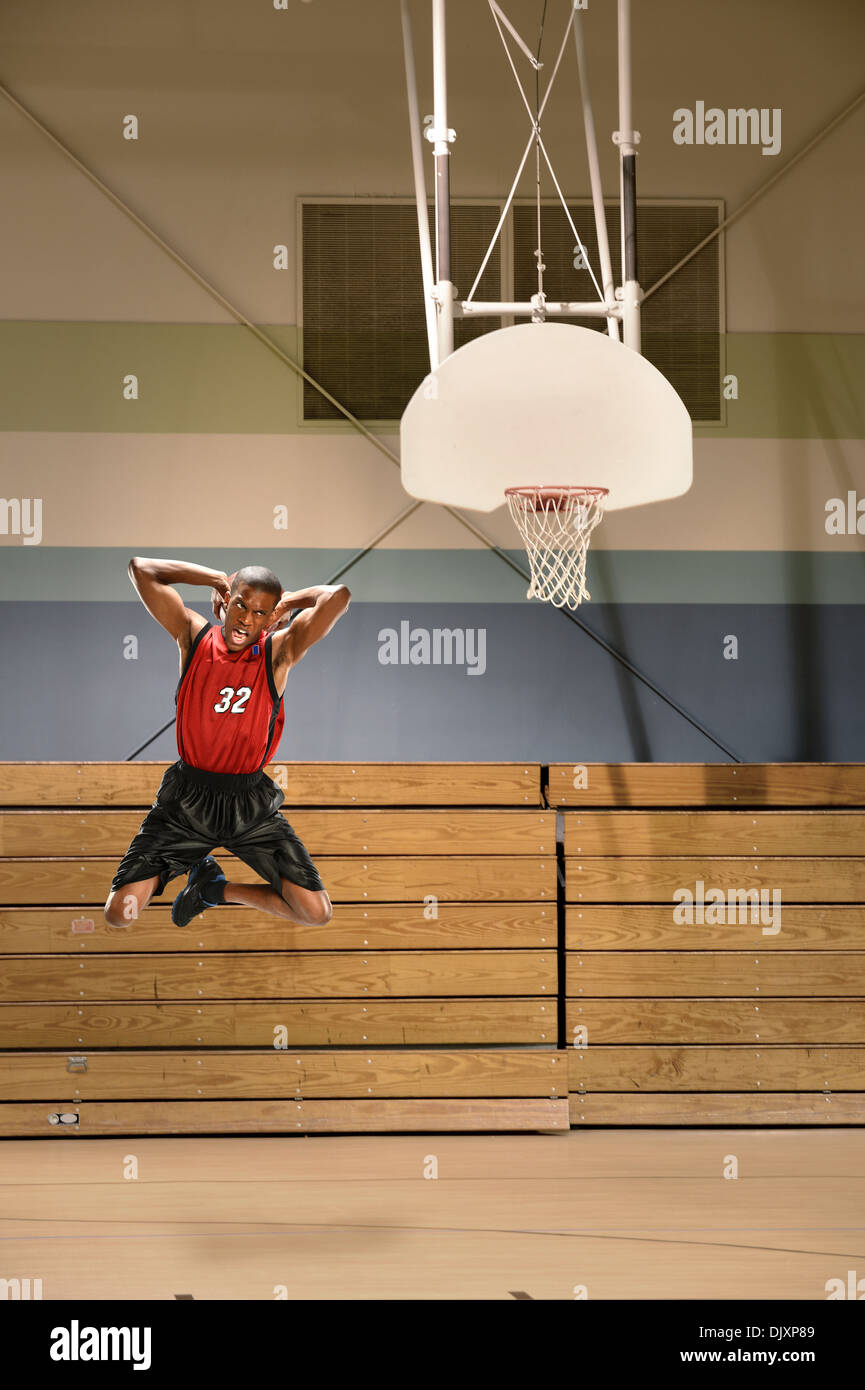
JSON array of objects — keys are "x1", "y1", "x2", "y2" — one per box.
[
  {"x1": 788, "y1": 333, "x2": 865, "y2": 758},
  {"x1": 579, "y1": 547, "x2": 654, "y2": 769}
]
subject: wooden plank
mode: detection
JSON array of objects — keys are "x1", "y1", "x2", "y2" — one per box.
[
  {"x1": 0, "y1": 856, "x2": 555, "y2": 904},
  {"x1": 565, "y1": 905, "x2": 865, "y2": 949},
  {"x1": 0, "y1": 762, "x2": 542, "y2": 807},
  {"x1": 566, "y1": 1046, "x2": 865, "y2": 1091},
  {"x1": 8, "y1": 1090, "x2": 865, "y2": 1133},
  {"x1": 275, "y1": 764, "x2": 544, "y2": 807},
  {"x1": 0, "y1": 950, "x2": 557, "y2": 1001},
  {"x1": 566, "y1": 999, "x2": 865, "y2": 1044},
  {"x1": 570, "y1": 1093, "x2": 865, "y2": 1124},
  {"x1": 568, "y1": 951, "x2": 865, "y2": 995},
  {"x1": 0, "y1": 903, "x2": 557, "y2": 953},
  {"x1": 0, "y1": 808, "x2": 556, "y2": 857},
  {"x1": 0, "y1": 1000, "x2": 556, "y2": 1047},
  {"x1": 0, "y1": 1049, "x2": 564, "y2": 1101},
  {"x1": 565, "y1": 857, "x2": 865, "y2": 902},
  {"x1": 20, "y1": 1043, "x2": 865, "y2": 1103},
  {"x1": 563, "y1": 810, "x2": 865, "y2": 856},
  {"x1": 548, "y1": 763, "x2": 865, "y2": 807},
  {"x1": 0, "y1": 1096, "x2": 570, "y2": 1136}
]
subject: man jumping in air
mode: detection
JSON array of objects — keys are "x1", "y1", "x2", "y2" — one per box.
[{"x1": 104, "y1": 558, "x2": 350, "y2": 929}]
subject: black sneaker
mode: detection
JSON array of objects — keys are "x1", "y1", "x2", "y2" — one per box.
[{"x1": 171, "y1": 857, "x2": 227, "y2": 927}]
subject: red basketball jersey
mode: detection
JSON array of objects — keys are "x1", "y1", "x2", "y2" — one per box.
[{"x1": 175, "y1": 624, "x2": 285, "y2": 774}]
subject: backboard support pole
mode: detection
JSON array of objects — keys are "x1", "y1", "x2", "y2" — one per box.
[
  {"x1": 431, "y1": 0, "x2": 455, "y2": 362},
  {"x1": 614, "y1": 0, "x2": 642, "y2": 352},
  {"x1": 400, "y1": 0, "x2": 439, "y2": 372},
  {"x1": 572, "y1": 11, "x2": 619, "y2": 341}
]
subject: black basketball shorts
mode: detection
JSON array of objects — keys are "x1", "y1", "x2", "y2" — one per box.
[{"x1": 110, "y1": 760, "x2": 325, "y2": 900}]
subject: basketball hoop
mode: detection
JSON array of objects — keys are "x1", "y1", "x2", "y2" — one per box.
[{"x1": 505, "y1": 485, "x2": 608, "y2": 609}]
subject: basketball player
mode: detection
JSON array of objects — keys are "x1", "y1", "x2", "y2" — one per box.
[{"x1": 104, "y1": 558, "x2": 350, "y2": 929}]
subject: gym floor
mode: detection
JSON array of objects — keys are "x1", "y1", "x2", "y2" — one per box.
[{"x1": 3, "y1": 1129, "x2": 863, "y2": 1300}]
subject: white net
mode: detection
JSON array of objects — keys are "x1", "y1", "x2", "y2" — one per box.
[{"x1": 505, "y1": 486, "x2": 608, "y2": 608}]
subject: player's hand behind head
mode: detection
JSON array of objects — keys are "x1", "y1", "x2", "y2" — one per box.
[{"x1": 211, "y1": 571, "x2": 232, "y2": 620}]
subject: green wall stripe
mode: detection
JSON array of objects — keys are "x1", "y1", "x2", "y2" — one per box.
[
  {"x1": 2, "y1": 548, "x2": 865, "y2": 604},
  {"x1": 0, "y1": 323, "x2": 303, "y2": 435},
  {"x1": 0, "y1": 324, "x2": 862, "y2": 437},
  {"x1": 720, "y1": 334, "x2": 865, "y2": 438}
]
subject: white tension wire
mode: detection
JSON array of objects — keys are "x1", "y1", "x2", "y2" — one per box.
[{"x1": 465, "y1": 1, "x2": 602, "y2": 307}]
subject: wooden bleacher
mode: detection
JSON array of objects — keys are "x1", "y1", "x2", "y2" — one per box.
[
  {"x1": 0, "y1": 762, "x2": 563, "y2": 1136},
  {"x1": 1, "y1": 761, "x2": 863, "y2": 1135},
  {"x1": 548, "y1": 763, "x2": 865, "y2": 1126}
]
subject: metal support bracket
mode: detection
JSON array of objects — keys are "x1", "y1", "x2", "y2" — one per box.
[
  {"x1": 612, "y1": 128, "x2": 641, "y2": 156},
  {"x1": 423, "y1": 124, "x2": 456, "y2": 148}
]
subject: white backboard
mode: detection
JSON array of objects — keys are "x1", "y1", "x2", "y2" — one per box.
[{"x1": 400, "y1": 322, "x2": 693, "y2": 512}]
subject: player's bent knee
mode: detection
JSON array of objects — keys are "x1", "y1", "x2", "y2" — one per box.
[
  {"x1": 104, "y1": 885, "x2": 149, "y2": 927},
  {"x1": 104, "y1": 897, "x2": 124, "y2": 927},
  {"x1": 313, "y1": 893, "x2": 333, "y2": 926},
  {"x1": 280, "y1": 880, "x2": 332, "y2": 925},
  {"x1": 299, "y1": 893, "x2": 332, "y2": 926}
]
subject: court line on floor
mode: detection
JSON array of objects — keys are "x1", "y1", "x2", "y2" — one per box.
[{"x1": 1, "y1": 1222, "x2": 862, "y2": 1262}]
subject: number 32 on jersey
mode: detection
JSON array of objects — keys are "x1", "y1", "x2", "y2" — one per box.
[{"x1": 213, "y1": 686, "x2": 252, "y2": 714}]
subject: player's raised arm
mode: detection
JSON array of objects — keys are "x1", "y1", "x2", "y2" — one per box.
[
  {"x1": 271, "y1": 584, "x2": 351, "y2": 670},
  {"x1": 128, "y1": 557, "x2": 230, "y2": 642}
]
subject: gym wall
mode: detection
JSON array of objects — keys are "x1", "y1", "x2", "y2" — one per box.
[{"x1": 1, "y1": 0, "x2": 863, "y2": 761}]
